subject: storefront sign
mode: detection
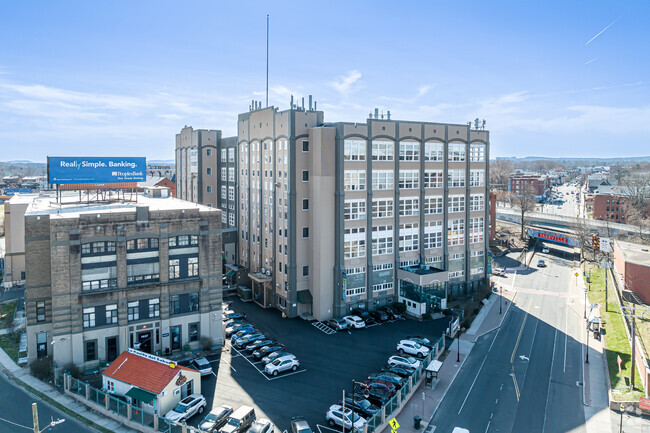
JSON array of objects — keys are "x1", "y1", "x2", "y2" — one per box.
[{"x1": 175, "y1": 372, "x2": 187, "y2": 386}]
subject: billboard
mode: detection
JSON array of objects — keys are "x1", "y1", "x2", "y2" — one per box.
[{"x1": 48, "y1": 157, "x2": 146, "y2": 184}]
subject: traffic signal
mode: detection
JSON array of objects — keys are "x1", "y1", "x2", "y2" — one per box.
[{"x1": 591, "y1": 233, "x2": 600, "y2": 250}]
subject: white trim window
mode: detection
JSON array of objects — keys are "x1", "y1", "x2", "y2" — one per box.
[
  {"x1": 470, "y1": 194, "x2": 485, "y2": 211},
  {"x1": 424, "y1": 141, "x2": 444, "y2": 161},
  {"x1": 345, "y1": 199, "x2": 367, "y2": 220},
  {"x1": 372, "y1": 282, "x2": 393, "y2": 292},
  {"x1": 344, "y1": 266, "x2": 365, "y2": 275},
  {"x1": 372, "y1": 225, "x2": 393, "y2": 255},
  {"x1": 449, "y1": 270, "x2": 465, "y2": 278},
  {"x1": 424, "y1": 170, "x2": 444, "y2": 188},
  {"x1": 448, "y1": 143, "x2": 466, "y2": 161},
  {"x1": 448, "y1": 219, "x2": 465, "y2": 246},
  {"x1": 470, "y1": 169, "x2": 485, "y2": 187},
  {"x1": 372, "y1": 170, "x2": 394, "y2": 190},
  {"x1": 424, "y1": 220, "x2": 443, "y2": 249},
  {"x1": 373, "y1": 263, "x2": 393, "y2": 271},
  {"x1": 471, "y1": 267, "x2": 485, "y2": 275},
  {"x1": 228, "y1": 167, "x2": 235, "y2": 182},
  {"x1": 470, "y1": 144, "x2": 485, "y2": 162},
  {"x1": 344, "y1": 227, "x2": 366, "y2": 259},
  {"x1": 424, "y1": 196, "x2": 443, "y2": 214},
  {"x1": 372, "y1": 140, "x2": 394, "y2": 161},
  {"x1": 399, "y1": 223, "x2": 419, "y2": 252},
  {"x1": 448, "y1": 195, "x2": 465, "y2": 213},
  {"x1": 399, "y1": 141, "x2": 419, "y2": 161},
  {"x1": 372, "y1": 198, "x2": 394, "y2": 219},
  {"x1": 344, "y1": 139, "x2": 366, "y2": 161},
  {"x1": 469, "y1": 217, "x2": 485, "y2": 243},
  {"x1": 344, "y1": 170, "x2": 366, "y2": 191},
  {"x1": 471, "y1": 250, "x2": 485, "y2": 257},
  {"x1": 221, "y1": 149, "x2": 227, "y2": 162},
  {"x1": 448, "y1": 170, "x2": 465, "y2": 188},
  {"x1": 399, "y1": 197, "x2": 419, "y2": 216},
  {"x1": 345, "y1": 287, "x2": 366, "y2": 297},
  {"x1": 221, "y1": 186, "x2": 227, "y2": 199},
  {"x1": 228, "y1": 148, "x2": 235, "y2": 162},
  {"x1": 228, "y1": 186, "x2": 235, "y2": 201},
  {"x1": 221, "y1": 167, "x2": 227, "y2": 181},
  {"x1": 229, "y1": 212, "x2": 235, "y2": 226},
  {"x1": 425, "y1": 256, "x2": 443, "y2": 265},
  {"x1": 399, "y1": 170, "x2": 419, "y2": 189}
]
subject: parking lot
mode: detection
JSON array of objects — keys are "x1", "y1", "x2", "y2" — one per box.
[{"x1": 184, "y1": 296, "x2": 451, "y2": 432}]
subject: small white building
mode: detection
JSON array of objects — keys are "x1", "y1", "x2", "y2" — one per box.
[{"x1": 102, "y1": 349, "x2": 201, "y2": 416}]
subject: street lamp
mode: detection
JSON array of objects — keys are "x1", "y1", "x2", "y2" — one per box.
[
  {"x1": 584, "y1": 289, "x2": 587, "y2": 320},
  {"x1": 585, "y1": 321, "x2": 590, "y2": 364},
  {"x1": 350, "y1": 380, "x2": 369, "y2": 433},
  {"x1": 499, "y1": 283, "x2": 502, "y2": 315},
  {"x1": 456, "y1": 326, "x2": 464, "y2": 362}
]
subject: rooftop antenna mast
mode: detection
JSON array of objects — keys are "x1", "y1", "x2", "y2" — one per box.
[{"x1": 266, "y1": 14, "x2": 269, "y2": 107}]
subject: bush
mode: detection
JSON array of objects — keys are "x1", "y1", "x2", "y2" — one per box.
[
  {"x1": 30, "y1": 356, "x2": 53, "y2": 382},
  {"x1": 200, "y1": 336, "x2": 212, "y2": 351},
  {"x1": 392, "y1": 302, "x2": 406, "y2": 313},
  {"x1": 442, "y1": 309, "x2": 453, "y2": 316},
  {"x1": 62, "y1": 363, "x2": 83, "y2": 380}
]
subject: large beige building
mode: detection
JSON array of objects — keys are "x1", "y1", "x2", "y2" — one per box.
[
  {"x1": 237, "y1": 104, "x2": 490, "y2": 320},
  {"x1": 21, "y1": 190, "x2": 223, "y2": 369},
  {"x1": 3, "y1": 194, "x2": 34, "y2": 288}
]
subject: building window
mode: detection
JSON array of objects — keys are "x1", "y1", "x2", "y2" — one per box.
[
  {"x1": 228, "y1": 148, "x2": 235, "y2": 162},
  {"x1": 189, "y1": 323, "x2": 199, "y2": 342},
  {"x1": 470, "y1": 170, "x2": 485, "y2": 187},
  {"x1": 345, "y1": 266, "x2": 366, "y2": 275},
  {"x1": 424, "y1": 142, "x2": 443, "y2": 161},
  {"x1": 189, "y1": 293, "x2": 199, "y2": 311},
  {"x1": 399, "y1": 141, "x2": 419, "y2": 161},
  {"x1": 229, "y1": 212, "x2": 235, "y2": 226},
  {"x1": 106, "y1": 304, "x2": 118, "y2": 324},
  {"x1": 423, "y1": 170, "x2": 444, "y2": 188},
  {"x1": 85, "y1": 340, "x2": 97, "y2": 362},
  {"x1": 424, "y1": 221, "x2": 443, "y2": 249},
  {"x1": 344, "y1": 139, "x2": 366, "y2": 161},
  {"x1": 344, "y1": 199, "x2": 367, "y2": 220},
  {"x1": 448, "y1": 143, "x2": 466, "y2": 161},
  {"x1": 221, "y1": 186, "x2": 227, "y2": 199},
  {"x1": 470, "y1": 144, "x2": 485, "y2": 162},
  {"x1": 36, "y1": 302, "x2": 45, "y2": 322},
  {"x1": 221, "y1": 168, "x2": 227, "y2": 181},
  {"x1": 448, "y1": 170, "x2": 465, "y2": 188},
  {"x1": 302, "y1": 266, "x2": 309, "y2": 277},
  {"x1": 207, "y1": 185, "x2": 212, "y2": 193},
  {"x1": 470, "y1": 194, "x2": 485, "y2": 211},
  {"x1": 424, "y1": 196, "x2": 443, "y2": 214},
  {"x1": 372, "y1": 170, "x2": 394, "y2": 190},
  {"x1": 372, "y1": 263, "x2": 393, "y2": 271},
  {"x1": 469, "y1": 217, "x2": 485, "y2": 243},
  {"x1": 302, "y1": 227, "x2": 309, "y2": 238},
  {"x1": 206, "y1": 149, "x2": 212, "y2": 157},
  {"x1": 344, "y1": 170, "x2": 366, "y2": 191},
  {"x1": 149, "y1": 298, "x2": 160, "y2": 318},
  {"x1": 399, "y1": 223, "x2": 419, "y2": 252},
  {"x1": 228, "y1": 168, "x2": 235, "y2": 182},
  {"x1": 448, "y1": 219, "x2": 465, "y2": 246},
  {"x1": 399, "y1": 197, "x2": 419, "y2": 216},
  {"x1": 207, "y1": 167, "x2": 212, "y2": 175},
  {"x1": 372, "y1": 282, "x2": 393, "y2": 292},
  {"x1": 302, "y1": 199, "x2": 309, "y2": 210},
  {"x1": 372, "y1": 140, "x2": 394, "y2": 161},
  {"x1": 221, "y1": 149, "x2": 227, "y2": 162},
  {"x1": 345, "y1": 287, "x2": 366, "y2": 297},
  {"x1": 169, "y1": 295, "x2": 180, "y2": 315},
  {"x1": 372, "y1": 225, "x2": 393, "y2": 255},
  {"x1": 448, "y1": 195, "x2": 466, "y2": 213},
  {"x1": 372, "y1": 199, "x2": 393, "y2": 219},
  {"x1": 398, "y1": 170, "x2": 419, "y2": 189},
  {"x1": 83, "y1": 307, "x2": 96, "y2": 328},
  {"x1": 344, "y1": 227, "x2": 366, "y2": 259},
  {"x1": 228, "y1": 187, "x2": 235, "y2": 201},
  {"x1": 302, "y1": 170, "x2": 309, "y2": 182},
  {"x1": 302, "y1": 140, "x2": 309, "y2": 152},
  {"x1": 127, "y1": 301, "x2": 139, "y2": 321}
]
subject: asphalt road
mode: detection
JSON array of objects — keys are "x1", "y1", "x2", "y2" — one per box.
[
  {"x1": 430, "y1": 243, "x2": 587, "y2": 433},
  {"x1": 187, "y1": 298, "x2": 451, "y2": 433},
  {"x1": 0, "y1": 370, "x2": 94, "y2": 433}
]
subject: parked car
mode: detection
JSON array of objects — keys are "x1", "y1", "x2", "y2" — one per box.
[
  {"x1": 290, "y1": 416, "x2": 313, "y2": 433},
  {"x1": 338, "y1": 397, "x2": 380, "y2": 419},
  {"x1": 265, "y1": 355, "x2": 300, "y2": 376},
  {"x1": 326, "y1": 319, "x2": 348, "y2": 331},
  {"x1": 235, "y1": 333, "x2": 265, "y2": 349},
  {"x1": 252, "y1": 344, "x2": 285, "y2": 360},
  {"x1": 198, "y1": 405, "x2": 233, "y2": 432},
  {"x1": 248, "y1": 418, "x2": 275, "y2": 433},
  {"x1": 405, "y1": 336, "x2": 433, "y2": 349},
  {"x1": 379, "y1": 306, "x2": 402, "y2": 320},
  {"x1": 245, "y1": 339, "x2": 275, "y2": 353},
  {"x1": 354, "y1": 380, "x2": 395, "y2": 406},
  {"x1": 367, "y1": 378, "x2": 397, "y2": 393},
  {"x1": 231, "y1": 328, "x2": 257, "y2": 342},
  {"x1": 367, "y1": 372, "x2": 406, "y2": 389},
  {"x1": 326, "y1": 405, "x2": 366, "y2": 431},
  {"x1": 343, "y1": 315, "x2": 366, "y2": 329},
  {"x1": 226, "y1": 322, "x2": 254, "y2": 337},
  {"x1": 351, "y1": 309, "x2": 377, "y2": 326},
  {"x1": 262, "y1": 351, "x2": 293, "y2": 365},
  {"x1": 397, "y1": 340, "x2": 430, "y2": 358},
  {"x1": 381, "y1": 364, "x2": 416, "y2": 378},
  {"x1": 220, "y1": 406, "x2": 256, "y2": 433},
  {"x1": 537, "y1": 259, "x2": 546, "y2": 268},
  {"x1": 542, "y1": 246, "x2": 550, "y2": 254},
  {"x1": 190, "y1": 357, "x2": 213, "y2": 376},
  {"x1": 370, "y1": 310, "x2": 389, "y2": 322},
  {"x1": 388, "y1": 355, "x2": 421, "y2": 370},
  {"x1": 223, "y1": 312, "x2": 246, "y2": 321},
  {"x1": 164, "y1": 394, "x2": 207, "y2": 422}
]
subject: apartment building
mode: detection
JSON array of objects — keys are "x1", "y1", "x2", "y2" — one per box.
[
  {"x1": 237, "y1": 104, "x2": 489, "y2": 320},
  {"x1": 592, "y1": 185, "x2": 648, "y2": 222},
  {"x1": 175, "y1": 126, "x2": 238, "y2": 263},
  {"x1": 21, "y1": 190, "x2": 223, "y2": 369},
  {"x1": 507, "y1": 172, "x2": 550, "y2": 200},
  {"x1": 3, "y1": 194, "x2": 34, "y2": 288}
]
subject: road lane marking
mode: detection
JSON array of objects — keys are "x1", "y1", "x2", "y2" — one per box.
[
  {"x1": 267, "y1": 369, "x2": 307, "y2": 381},
  {"x1": 564, "y1": 298, "x2": 568, "y2": 373},
  {"x1": 511, "y1": 367, "x2": 520, "y2": 401},
  {"x1": 457, "y1": 353, "x2": 489, "y2": 414},
  {"x1": 511, "y1": 299, "x2": 532, "y2": 364},
  {"x1": 542, "y1": 327, "x2": 558, "y2": 433}
]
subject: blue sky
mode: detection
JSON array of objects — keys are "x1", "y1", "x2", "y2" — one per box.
[{"x1": 0, "y1": 0, "x2": 648, "y2": 161}]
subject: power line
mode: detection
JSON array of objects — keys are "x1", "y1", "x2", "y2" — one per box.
[{"x1": 0, "y1": 415, "x2": 32, "y2": 430}]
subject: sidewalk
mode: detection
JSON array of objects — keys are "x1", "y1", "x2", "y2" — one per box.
[
  {"x1": 380, "y1": 287, "x2": 516, "y2": 433},
  {"x1": 0, "y1": 346, "x2": 137, "y2": 433}
]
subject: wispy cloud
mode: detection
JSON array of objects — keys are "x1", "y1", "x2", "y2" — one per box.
[
  {"x1": 585, "y1": 15, "x2": 623, "y2": 46},
  {"x1": 328, "y1": 70, "x2": 362, "y2": 96},
  {"x1": 585, "y1": 57, "x2": 598, "y2": 65}
]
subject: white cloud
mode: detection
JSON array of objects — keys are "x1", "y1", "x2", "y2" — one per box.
[{"x1": 328, "y1": 70, "x2": 362, "y2": 96}]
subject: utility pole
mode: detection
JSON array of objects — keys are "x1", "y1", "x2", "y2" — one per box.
[
  {"x1": 32, "y1": 403, "x2": 39, "y2": 433},
  {"x1": 621, "y1": 305, "x2": 650, "y2": 391}
]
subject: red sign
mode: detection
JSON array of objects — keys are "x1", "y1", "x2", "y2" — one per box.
[
  {"x1": 538, "y1": 232, "x2": 568, "y2": 244},
  {"x1": 640, "y1": 397, "x2": 650, "y2": 411},
  {"x1": 617, "y1": 355, "x2": 622, "y2": 374}
]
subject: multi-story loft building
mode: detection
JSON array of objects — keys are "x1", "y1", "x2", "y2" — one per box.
[
  {"x1": 21, "y1": 189, "x2": 223, "y2": 369},
  {"x1": 175, "y1": 126, "x2": 238, "y2": 263},
  {"x1": 507, "y1": 172, "x2": 550, "y2": 200},
  {"x1": 237, "y1": 103, "x2": 490, "y2": 320}
]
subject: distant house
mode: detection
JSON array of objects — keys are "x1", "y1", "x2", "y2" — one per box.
[{"x1": 138, "y1": 176, "x2": 176, "y2": 197}]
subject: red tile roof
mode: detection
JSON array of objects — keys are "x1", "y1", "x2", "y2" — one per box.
[{"x1": 103, "y1": 351, "x2": 197, "y2": 394}]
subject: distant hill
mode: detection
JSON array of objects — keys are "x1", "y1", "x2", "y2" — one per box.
[
  {"x1": 495, "y1": 156, "x2": 650, "y2": 164},
  {"x1": 147, "y1": 159, "x2": 175, "y2": 165}
]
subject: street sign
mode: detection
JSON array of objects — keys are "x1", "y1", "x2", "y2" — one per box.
[
  {"x1": 640, "y1": 397, "x2": 650, "y2": 411},
  {"x1": 600, "y1": 261, "x2": 613, "y2": 269},
  {"x1": 600, "y1": 237, "x2": 612, "y2": 253},
  {"x1": 389, "y1": 418, "x2": 400, "y2": 430},
  {"x1": 574, "y1": 272, "x2": 579, "y2": 277}
]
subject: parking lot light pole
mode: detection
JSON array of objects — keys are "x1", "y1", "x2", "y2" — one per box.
[{"x1": 456, "y1": 327, "x2": 462, "y2": 362}]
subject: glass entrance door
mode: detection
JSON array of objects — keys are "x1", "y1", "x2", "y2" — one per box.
[
  {"x1": 170, "y1": 326, "x2": 181, "y2": 351},
  {"x1": 36, "y1": 332, "x2": 47, "y2": 359},
  {"x1": 106, "y1": 337, "x2": 118, "y2": 362}
]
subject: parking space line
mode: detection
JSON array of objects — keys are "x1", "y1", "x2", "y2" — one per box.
[{"x1": 267, "y1": 368, "x2": 307, "y2": 381}]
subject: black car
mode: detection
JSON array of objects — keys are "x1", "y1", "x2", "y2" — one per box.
[
  {"x1": 406, "y1": 336, "x2": 433, "y2": 349},
  {"x1": 382, "y1": 364, "x2": 416, "y2": 378},
  {"x1": 368, "y1": 372, "x2": 406, "y2": 389},
  {"x1": 244, "y1": 338, "x2": 275, "y2": 353},
  {"x1": 379, "y1": 306, "x2": 402, "y2": 320},
  {"x1": 252, "y1": 343, "x2": 285, "y2": 360},
  {"x1": 234, "y1": 333, "x2": 265, "y2": 349},
  {"x1": 354, "y1": 380, "x2": 394, "y2": 406},
  {"x1": 370, "y1": 310, "x2": 389, "y2": 322},
  {"x1": 351, "y1": 309, "x2": 377, "y2": 326},
  {"x1": 337, "y1": 397, "x2": 380, "y2": 418}
]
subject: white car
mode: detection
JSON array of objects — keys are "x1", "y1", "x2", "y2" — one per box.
[
  {"x1": 343, "y1": 315, "x2": 366, "y2": 329},
  {"x1": 265, "y1": 355, "x2": 300, "y2": 376},
  {"x1": 326, "y1": 405, "x2": 366, "y2": 431},
  {"x1": 388, "y1": 355, "x2": 421, "y2": 370},
  {"x1": 542, "y1": 246, "x2": 550, "y2": 254},
  {"x1": 396, "y1": 340, "x2": 430, "y2": 358},
  {"x1": 190, "y1": 357, "x2": 213, "y2": 376},
  {"x1": 249, "y1": 418, "x2": 275, "y2": 433},
  {"x1": 164, "y1": 394, "x2": 207, "y2": 422}
]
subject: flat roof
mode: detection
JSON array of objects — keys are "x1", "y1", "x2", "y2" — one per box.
[
  {"x1": 23, "y1": 191, "x2": 217, "y2": 218},
  {"x1": 616, "y1": 240, "x2": 650, "y2": 267}
]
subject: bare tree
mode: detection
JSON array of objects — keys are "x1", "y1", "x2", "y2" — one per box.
[
  {"x1": 490, "y1": 160, "x2": 513, "y2": 191},
  {"x1": 621, "y1": 173, "x2": 650, "y2": 238},
  {"x1": 512, "y1": 183, "x2": 537, "y2": 239},
  {"x1": 571, "y1": 217, "x2": 595, "y2": 263},
  {"x1": 610, "y1": 165, "x2": 629, "y2": 185}
]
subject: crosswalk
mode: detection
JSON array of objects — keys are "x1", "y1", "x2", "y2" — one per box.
[{"x1": 312, "y1": 321, "x2": 336, "y2": 335}]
